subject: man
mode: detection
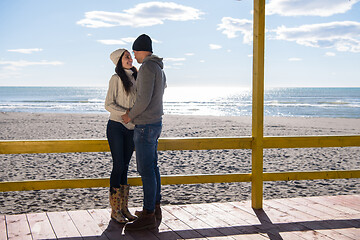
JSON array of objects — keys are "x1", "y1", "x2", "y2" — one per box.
[{"x1": 122, "y1": 34, "x2": 166, "y2": 231}]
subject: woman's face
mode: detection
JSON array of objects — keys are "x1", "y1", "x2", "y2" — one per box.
[{"x1": 121, "y1": 51, "x2": 133, "y2": 69}]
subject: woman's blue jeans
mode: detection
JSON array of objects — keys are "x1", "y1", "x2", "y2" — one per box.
[
  {"x1": 106, "y1": 120, "x2": 134, "y2": 187},
  {"x1": 134, "y1": 121, "x2": 162, "y2": 212}
]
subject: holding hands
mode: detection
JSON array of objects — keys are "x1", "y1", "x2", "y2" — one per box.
[{"x1": 121, "y1": 110, "x2": 131, "y2": 124}]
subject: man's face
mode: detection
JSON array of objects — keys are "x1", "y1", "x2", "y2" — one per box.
[{"x1": 133, "y1": 50, "x2": 142, "y2": 64}]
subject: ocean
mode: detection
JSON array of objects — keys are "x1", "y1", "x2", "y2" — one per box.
[{"x1": 0, "y1": 86, "x2": 359, "y2": 118}]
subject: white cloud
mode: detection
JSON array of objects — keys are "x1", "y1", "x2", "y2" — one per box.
[
  {"x1": 185, "y1": 53, "x2": 194, "y2": 56},
  {"x1": 77, "y1": 2, "x2": 204, "y2": 28},
  {"x1": 7, "y1": 48, "x2": 43, "y2": 54},
  {"x1": 0, "y1": 60, "x2": 63, "y2": 71},
  {"x1": 217, "y1": 17, "x2": 252, "y2": 44},
  {"x1": 97, "y1": 39, "x2": 127, "y2": 45},
  {"x1": 266, "y1": 0, "x2": 360, "y2": 17},
  {"x1": 150, "y1": 38, "x2": 162, "y2": 44},
  {"x1": 163, "y1": 57, "x2": 186, "y2": 69},
  {"x1": 121, "y1": 37, "x2": 136, "y2": 43},
  {"x1": 209, "y1": 44, "x2": 222, "y2": 50},
  {"x1": 97, "y1": 37, "x2": 161, "y2": 45},
  {"x1": 0, "y1": 71, "x2": 22, "y2": 80},
  {"x1": 272, "y1": 21, "x2": 360, "y2": 53},
  {"x1": 288, "y1": 57, "x2": 302, "y2": 61},
  {"x1": 325, "y1": 52, "x2": 336, "y2": 57},
  {"x1": 164, "y1": 57, "x2": 186, "y2": 62},
  {"x1": 122, "y1": 37, "x2": 138, "y2": 43}
]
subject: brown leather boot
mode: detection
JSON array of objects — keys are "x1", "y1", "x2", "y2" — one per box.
[
  {"x1": 124, "y1": 209, "x2": 156, "y2": 231},
  {"x1": 109, "y1": 187, "x2": 127, "y2": 224},
  {"x1": 155, "y1": 203, "x2": 162, "y2": 223},
  {"x1": 135, "y1": 203, "x2": 162, "y2": 223},
  {"x1": 120, "y1": 185, "x2": 137, "y2": 221}
]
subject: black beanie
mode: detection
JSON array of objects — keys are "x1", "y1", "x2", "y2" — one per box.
[{"x1": 132, "y1": 34, "x2": 153, "y2": 52}]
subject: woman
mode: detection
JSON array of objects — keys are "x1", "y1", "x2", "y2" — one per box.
[{"x1": 105, "y1": 48, "x2": 137, "y2": 223}]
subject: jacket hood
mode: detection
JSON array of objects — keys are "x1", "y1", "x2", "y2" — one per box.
[
  {"x1": 110, "y1": 48, "x2": 126, "y2": 65},
  {"x1": 143, "y1": 54, "x2": 163, "y2": 69}
]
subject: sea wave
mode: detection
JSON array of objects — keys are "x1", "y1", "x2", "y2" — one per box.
[
  {"x1": 1, "y1": 87, "x2": 359, "y2": 118},
  {"x1": 14, "y1": 99, "x2": 105, "y2": 104}
]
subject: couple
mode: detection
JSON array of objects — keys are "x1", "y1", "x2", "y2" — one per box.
[{"x1": 104, "y1": 34, "x2": 166, "y2": 231}]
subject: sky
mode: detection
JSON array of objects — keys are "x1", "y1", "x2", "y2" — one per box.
[{"x1": 0, "y1": 0, "x2": 359, "y2": 88}]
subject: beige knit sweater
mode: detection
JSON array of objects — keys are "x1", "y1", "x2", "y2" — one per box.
[{"x1": 105, "y1": 69, "x2": 136, "y2": 129}]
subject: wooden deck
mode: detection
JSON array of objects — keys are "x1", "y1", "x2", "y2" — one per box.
[{"x1": 1, "y1": 194, "x2": 359, "y2": 240}]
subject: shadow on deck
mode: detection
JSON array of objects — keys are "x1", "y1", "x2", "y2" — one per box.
[{"x1": 1, "y1": 194, "x2": 359, "y2": 240}]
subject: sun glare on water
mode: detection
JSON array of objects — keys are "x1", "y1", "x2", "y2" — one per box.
[{"x1": 164, "y1": 86, "x2": 250, "y2": 102}]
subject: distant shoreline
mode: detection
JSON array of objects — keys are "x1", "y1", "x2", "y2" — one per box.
[
  {"x1": 0, "y1": 112, "x2": 359, "y2": 214},
  {"x1": 1, "y1": 85, "x2": 359, "y2": 88},
  {"x1": 1, "y1": 86, "x2": 360, "y2": 118}
]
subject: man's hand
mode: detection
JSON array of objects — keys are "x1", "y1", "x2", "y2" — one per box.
[{"x1": 121, "y1": 113, "x2": 131, "y2": 124}]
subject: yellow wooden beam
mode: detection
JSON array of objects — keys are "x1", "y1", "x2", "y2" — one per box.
[
  {"x1": 251, "y1": 0, "x2": 266, "y2": 210},
  {"x1": 1, "y1": 135, "x2": 359, "y2": 155},
  {"x1": 160, "y1": 173, "x2": 252, "y2": 185},
  {"x1": 0, "y1": 178, "x2": 111, "y2": 192},
  {"x1": 0, "y1": 137, "x2": 253, "y2": 154},
  {"x1": 0, "y1": 173, "x2": 252, "y2": 192},
  {"x1": 159, "y1": 137, "x2": 252, "y2": 151},
  {"x1": 0, "y1": 139, "x2": 110, "y2": 154},
  {"x1": 264, "y1": 135, "x2": 360, "y2": 148},
  {"x1": 1, "y1": 170, "x2": 358, "y2": 192},
  {"x1": 263, "y1": 170, "x2": 360, "y2": 181}
]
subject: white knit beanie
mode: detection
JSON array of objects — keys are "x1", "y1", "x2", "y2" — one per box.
[{"x1": 110, "y1": 48, "x2": 126, "y2": 65}]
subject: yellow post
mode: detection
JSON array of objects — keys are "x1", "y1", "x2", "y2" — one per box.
[{"x1": 251, "y1": 0, "x2": 265, "y2": 209}]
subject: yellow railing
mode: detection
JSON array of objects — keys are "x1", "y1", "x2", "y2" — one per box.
[
  {"x1": 1, "y1": 137, "x2": 359, "y2": 193},
  {"x1": 1, "y1": 0, "x2": 359, "y2": 209},
  {"x1": 2, "y1": 135, "x2": 359, "y2": 155}
]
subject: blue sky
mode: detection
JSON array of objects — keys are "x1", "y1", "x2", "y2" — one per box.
[{"x1": 0, "y1": 0, "x2": 359, "y2": 88}]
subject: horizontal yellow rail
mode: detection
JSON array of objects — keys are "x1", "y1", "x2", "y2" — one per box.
[
  {"x1": 263, "y1": 170, "x2": 360, "y2": 181},
  {"x1": 0, "y1": 136, "x2": 359, "y2": 193},
  {"x1": 1, "y1": 135, "x2": 359, "y2": 154},
  {"x1": 0, "y1": 139, "x2": 110, "y2": 154},
  {"x1": 159, "y1": 137, "x2": 252, "y2": 151},
  {"x1": 264, "y1": 135, "x2": 360, "y2": 149},
  {"x1": 1, "y1": 170, "x2": 358, "y2": 192},
  {"x1": 0, "y1": 173, "x2": 251, "y2": 192},
  {"x1": 0, "y1": 137, "x2": 252, "y2": 154}
]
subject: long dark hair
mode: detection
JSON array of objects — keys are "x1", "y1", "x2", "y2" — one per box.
[{"x1": 115, "y1": 51, "x2": 137, "y2": 95}]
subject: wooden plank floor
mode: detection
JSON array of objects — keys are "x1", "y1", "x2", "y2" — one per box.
[{"x1": 1, "y1": 194, "x2": 359, "y2": 240}]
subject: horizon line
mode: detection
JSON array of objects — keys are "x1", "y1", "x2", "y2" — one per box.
[{"x1": 0, "y1": 85, "x2": 359, "y2": 89}]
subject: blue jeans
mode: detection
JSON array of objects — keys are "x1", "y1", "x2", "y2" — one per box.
[
  {"x1": 107, "y1": 120, "x2": 135, "y2": 187},
  {"x1": 134, "y1": 121, "x2": 162, "y2": 212}
]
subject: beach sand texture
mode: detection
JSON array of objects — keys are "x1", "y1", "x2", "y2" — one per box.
[{"x1": 0, "y1": 112, "x2": 359, "y2": 214}]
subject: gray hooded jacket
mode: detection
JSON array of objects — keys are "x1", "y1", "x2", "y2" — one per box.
[{"x1": 128, "y1": 54, "x2": 166, "y2": 125}]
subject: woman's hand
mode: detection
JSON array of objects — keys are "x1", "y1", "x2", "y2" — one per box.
[{"x1": 121, "y1": 113, "x2": 131, "y2": 124}]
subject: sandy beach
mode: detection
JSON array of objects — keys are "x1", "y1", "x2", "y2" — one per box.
[{"x1": 0, "y1": 112, "x2": 359, "y2": 214}]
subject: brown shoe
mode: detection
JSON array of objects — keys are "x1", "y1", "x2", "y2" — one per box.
[
  {"x1": 135, "y1": 203, "x2": 162, "y2": 223},
  {"x1": 125, "y1": 209, "x2": 156, "y2": 231},
  {"x1": 155, "y1": 204, "x2": 162, "y2": 223}
]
